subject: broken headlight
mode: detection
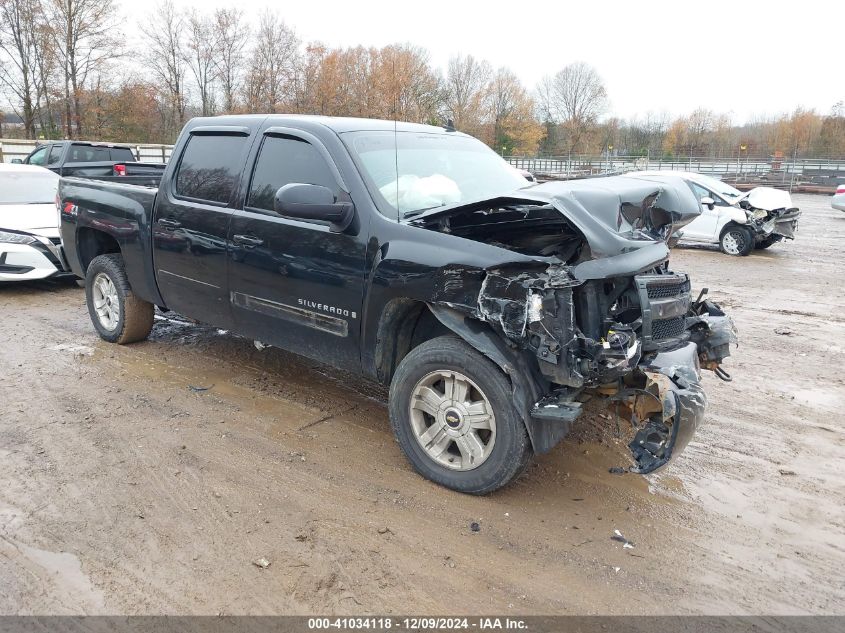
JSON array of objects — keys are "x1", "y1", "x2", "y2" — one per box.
[
  {"x1": 0, "y1": 229, "x2": 36, "y2": 245},
  {"x1": 750, "y1": 209, "x2": 768, "y2": 221}
]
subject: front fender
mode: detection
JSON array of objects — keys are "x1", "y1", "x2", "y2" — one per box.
[{"x1": 428, "y1": 305, "x2": 573, "y2": 455}]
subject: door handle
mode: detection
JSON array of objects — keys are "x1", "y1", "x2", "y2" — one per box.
[
  {"x1": 158, "y1": 218, "x2": 181, "y2": 229},
  {"x1": 233, "y1": 234, "x2": 264, "y2": 248}
]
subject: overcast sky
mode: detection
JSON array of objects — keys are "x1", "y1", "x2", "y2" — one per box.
[{"x1": 116, "y1": 0, "x2": 842, "y2": 124}]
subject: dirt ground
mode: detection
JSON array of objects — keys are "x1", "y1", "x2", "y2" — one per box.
[{"x1": 1, "y1": 193, "x2": 843, "y2": 615}]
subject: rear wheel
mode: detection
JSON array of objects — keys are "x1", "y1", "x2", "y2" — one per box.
[
  {"x1": 719, "y1": 225, "x2": 754, "y2": 256},
  {"x1": 388, "y1": 336, "x2": 533, "y2": 494},
  {"x1": 85, "y1": 254, "x2": 154, "y2": 344}
]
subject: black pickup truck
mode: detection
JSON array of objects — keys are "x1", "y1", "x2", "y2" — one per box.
[
  {"x1": 17, "y1": 140, "x2": 165, "y2": 186},
  {"x1": 58, "y1": 115, "x2": 736, "y2": 493}
]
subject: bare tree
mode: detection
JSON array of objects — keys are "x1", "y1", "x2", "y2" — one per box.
[
  {"x1": 47, "y1": 0, "x2": 121, "y2": 138},
  {"x1": 185, "y1": 9, "x2": 217, "y2": 116},
  {"x1": 141, "y1": 0, "x2": 186, "y2": 138},
  {"x1": 243, "y1": 10, "x2": 299, "y2": 112},
  {"x1": 537, "y1": 62, "x2": 607, "y2": 153},
  {"x1": 31, "y1": 4, "x2": 59, "y2": 137},
  {"x1": 213, "y1": 8, "x2": 247, "y2": 113},
  {"x1": 0, "y1": 0, "x2": 41, "y2": 137},
  {"x1": 445, "y1": 54, "x2": 491, "y2": 132}
]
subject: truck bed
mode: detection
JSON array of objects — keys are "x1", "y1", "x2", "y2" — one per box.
[
  {"x1": 59, "y1": 177, "x2": 162, "y2": 304},
  {"x1": 58, "y1": 161, "x2": 165, "y2": 186}
]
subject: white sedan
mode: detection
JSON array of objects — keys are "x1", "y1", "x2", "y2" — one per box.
[
  {"x1": 0, "y1": 164, "x2": 70, "y2": 281},
  {"x1": 627, "y1": 171, "x2": 801, "y2": 256}
]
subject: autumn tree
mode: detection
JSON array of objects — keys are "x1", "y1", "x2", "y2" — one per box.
[
  {"x1": 141, "y1": 0, "x2": 186, "y2": 140},
  {"x1": 243, "y1": 10, "x2": 299, "y2": 113},
  {"x1": 47, "y1": 0, "x2": 121, "y2": 137},
  {"x1": 374, "y1": 44, "x2": 443, "y2": 123},
  {"x1": 213, "y1": 8, "x2": 248, "y2": 113},
  {"x1": 537, "y1": 61, "x2": 607, "y2": 153},
  {"x1": 445, "y1": 54, "x2": 491, "y2": 136},
  {"x1": 0, "y1": 0, "x2": 42, "y2": 137},
  {"x1": 485, "y1": 67, "x2": 541, "y2": 154},
  {"x1": 185, "y1": 9, "x2": 218, "y2": 116}
]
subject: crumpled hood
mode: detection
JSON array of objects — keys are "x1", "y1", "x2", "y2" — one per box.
[
  {"x1": 0, "y1": 203, "x2": 59, "y2": 236},
  {"x1": 407, "y1": 175, "x2": 702, "y2": 259},
  {"x1": 739, "y1": 187, "x2": 794, "y2": 211}
]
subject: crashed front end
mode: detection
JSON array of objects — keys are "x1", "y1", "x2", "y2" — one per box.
[
  {"x1": 740, "y1": 187, "x2": 801, "y2": 243},
  {"x1": 415, "y1": 176, "x2": 737, "y2": 474},
  {"x1": 496, "y1": 266, "x2": 735, "y2": 472}
]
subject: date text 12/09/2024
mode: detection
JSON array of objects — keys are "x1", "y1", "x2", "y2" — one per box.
[{"x1": 308, "y1": 618, "x2": 527, "y2": 630}]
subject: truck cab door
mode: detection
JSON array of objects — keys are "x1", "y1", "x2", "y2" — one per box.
[
  {"x1": 152, "y1": 128, "x2": 253, "y2": 329},
  {"x1": 227, "y1": 129, "x2": 367, "y2": 371}
]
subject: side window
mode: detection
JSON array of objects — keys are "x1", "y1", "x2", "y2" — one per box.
[
  {"x1": 175, "y1": 134, "x2": 247, "y2": 204},
  {"x1": 27, "y1": 146, "x2": 48, "y2": 165},
  {"x1": 47, "y1": 145, "x2": 63, "y2": 166},
  {"x1": 247, "y1": 135, "x2": 339, "y2": 212},
  {"x1": 689, "y1": 182, "x2": 711, "y2": 202}
]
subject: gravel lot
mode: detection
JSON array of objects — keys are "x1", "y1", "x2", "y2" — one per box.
[{"x1": 0, "y1": 193, "x2": 843, "y2": 615}]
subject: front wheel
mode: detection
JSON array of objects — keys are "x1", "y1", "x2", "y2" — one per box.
[
  {"x1": 85, "y1": 254, "x2": 154, "y2": 344},
  {"x1": 388, "y1": 336, "x2": 533, "y2": 494},
  {"x1": 719, "y1": 225, "x2": 754, "y2": 256}
]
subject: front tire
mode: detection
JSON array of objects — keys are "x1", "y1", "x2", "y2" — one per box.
[
  {"x1": 719, "y1": 225, "x2": 754, "y2": 256},
  {"x1": 85, "y1": 254, "x2": 154, "y2": 344},
  {"x1": 388, "y1": 336, "x2": 533, "y2": 494}
]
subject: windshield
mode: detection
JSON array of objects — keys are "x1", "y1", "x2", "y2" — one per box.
[
  {"x1": 0, "y1": 170, "x2": 59, "y2": 204},
  {"x1": 692, "y1": 174, "x2": 743, "y2": 200},
  {"x1": 342, "y1": 131, "x2": 529, "y2": 218}
]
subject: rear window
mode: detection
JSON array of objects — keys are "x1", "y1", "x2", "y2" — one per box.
[
  {"x1": 69, "y1": 144, "x2": 111, "y2": 162},
  {"x1": 175, "y1": 134, "x2": 247, "y2": 204},
  {"x1": 110, "y1": 147, "x2": 136, "y2": 162}
]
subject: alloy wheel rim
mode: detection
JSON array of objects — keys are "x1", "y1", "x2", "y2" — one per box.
[
  {"x1": 409, "y1": 370, "x2": 496, "y2": 471},
  {"x1": 92, "y1": 273, "x2": 120, "y2": 331},
  {"x1": 723, "y1": 231, "x2": 744, "y2": 255}
]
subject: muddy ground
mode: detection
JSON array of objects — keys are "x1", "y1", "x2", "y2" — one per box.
[{"x1": 1, "y1": 194, "x2": 843, "y2": 615}]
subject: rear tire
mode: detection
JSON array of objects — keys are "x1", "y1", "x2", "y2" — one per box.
[
  {"x1": 85, "y1": 254, "x2": 154, "y2": 344},
  {"x1": 388, "y1": 336, "x2": 533, "y2": 494},
  {"x1": 719, "y1": 225, "x2": 754, "y2": 256}
]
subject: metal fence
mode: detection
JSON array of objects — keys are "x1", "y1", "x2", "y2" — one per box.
[
  {"x1": 506, "y1": 155, "x2": 845, "y2": 188},
  {"x1": 0, "y1": 139, "x2": 175, "y2": 164}
]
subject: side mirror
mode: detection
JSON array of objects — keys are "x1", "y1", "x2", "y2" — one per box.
[
  {"x1": 11, "y1": 158, "x2": 22, "y2": 164},
  {"x1": 274, "y1": 183, "x2": 354, "y2": 232},
  {"x1": 700, "y1": 196, "x2": 716, "y2": 210}
]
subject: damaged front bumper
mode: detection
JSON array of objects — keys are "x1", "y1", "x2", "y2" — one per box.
[
  {"x1": 525, "y1": 287, "x2": 736, "y2": 474},
  {"x1": 623, "y1": 343, "x2": 706, "y2": 473},
  {"x1": 749, "y1": 207, "x2": 801, "y2": 240}
]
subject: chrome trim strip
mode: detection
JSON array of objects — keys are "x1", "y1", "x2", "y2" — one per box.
[
  {"x1": 230, "y1": 291, "x2": 348, "y2": 337},
  {"x1": 157, "y1": 269, "x2": 220, "y2": 289}
]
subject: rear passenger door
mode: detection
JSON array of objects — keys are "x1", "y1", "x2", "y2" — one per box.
[
  {"x1": 227, "y1": 128, "x2": 367, "y2": 371},
  {"x1": 152, "y1": 128, "x2": 253, "y2": 329}
]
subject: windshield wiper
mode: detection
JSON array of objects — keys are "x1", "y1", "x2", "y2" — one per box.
[{"x1": 401, "y1": 203, "x2": 446, "y2": 219}]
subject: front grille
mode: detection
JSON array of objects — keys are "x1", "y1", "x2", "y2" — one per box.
[
  {"x1": 646, "y1": 278, "x2": 690, "y2": 299},
  {"x1": 651, "y1": 316, "x2": 686, "y2": 340}
]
